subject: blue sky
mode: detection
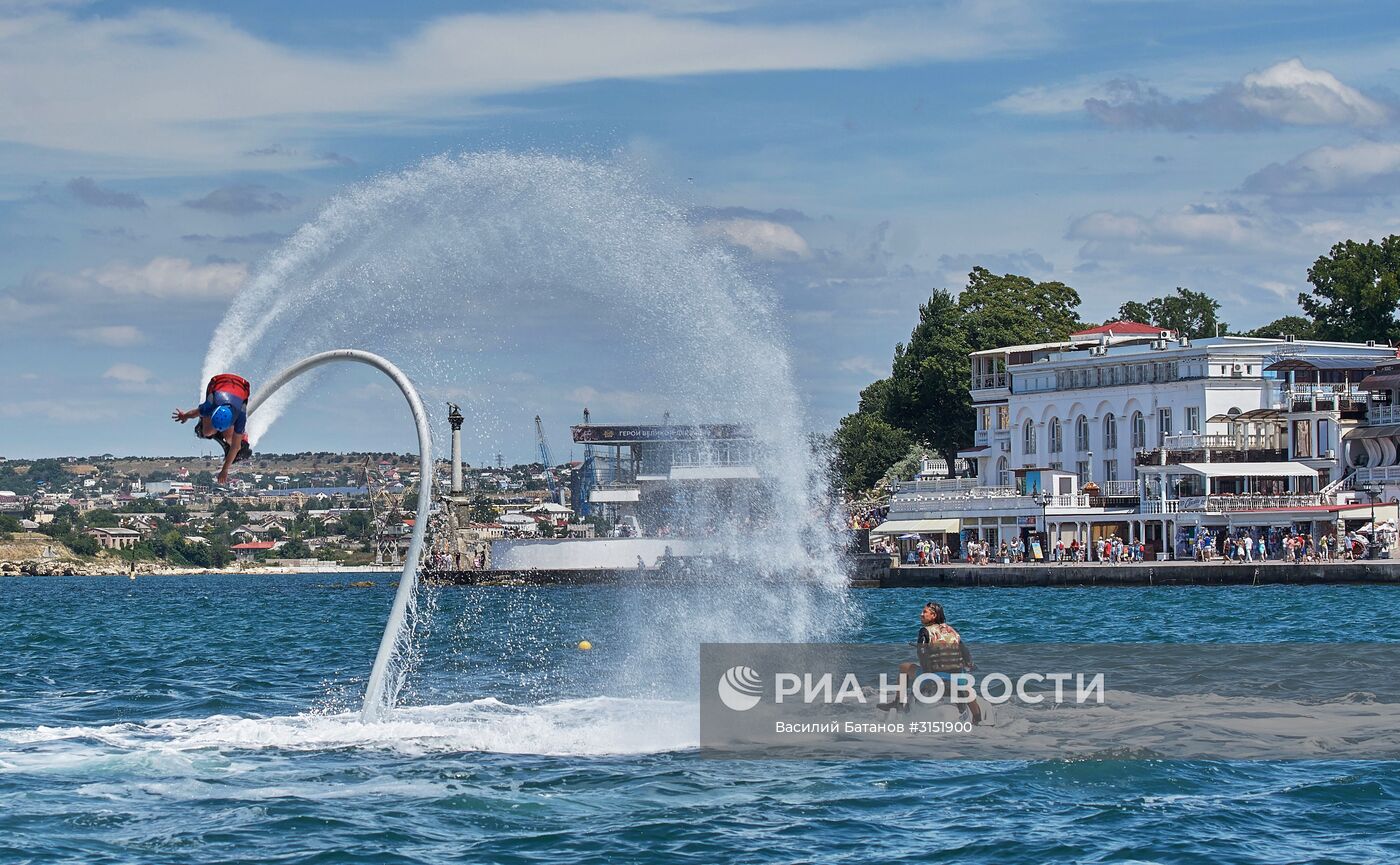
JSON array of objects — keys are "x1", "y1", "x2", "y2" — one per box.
[{"x1": 3, "y1": 0, "x2": 1399, "y2": 461}]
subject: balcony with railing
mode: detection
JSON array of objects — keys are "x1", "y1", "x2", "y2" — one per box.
[
  {"x1": 1136, "y1": 432, "x2": 1288, "y2": 466},
  {"x1": 887, "y1": 490, "x2": 1093, "y2": 515},
  {"x1": 896, "y1": 478, "x2": 1003, "y2": 497},
  {"x1": 1098, "y1": 480, "x2": 1140, "y2": 497},
  {"x1": 1284, "y1": 385, "x2": 1368, "y2": 413},
  {"x1": 1147, "y1": 493, "x2": 1324, "y2": 513},
  {"x1": 1354, "y1": 465, "x2": 1400, "y2": 484},
  {"x1": 1366, "y1": 404, "x2": 1400, "y2": 425},
  {"x1": 971, "y1": 372, "x2": 1009, "y2": 392}
]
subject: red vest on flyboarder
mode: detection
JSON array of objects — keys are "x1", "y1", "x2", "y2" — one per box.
[{"x1": 205, "y1": 373, "x2": 251, "y2": 401}]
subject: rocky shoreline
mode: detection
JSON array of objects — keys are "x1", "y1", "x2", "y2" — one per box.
[{"x1": 0, "y1": 559, "x2": 395, "y2": 577}]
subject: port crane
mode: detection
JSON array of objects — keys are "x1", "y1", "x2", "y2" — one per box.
[{"x1": 534, "y1": 415, "x2": 561, "y2": 504}]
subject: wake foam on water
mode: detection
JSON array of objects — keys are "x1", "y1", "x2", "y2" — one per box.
[{"x1": 0, "y1": 697, "x2": 697, "y2": 765}]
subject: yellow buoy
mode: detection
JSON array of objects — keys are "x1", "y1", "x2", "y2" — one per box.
[{"x1": 578, "y1": 640, "x2": 592, "y2": 651}]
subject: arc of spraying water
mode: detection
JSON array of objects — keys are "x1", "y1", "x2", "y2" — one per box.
[{"x1": 246, "y1": 349, "x2": 433, "y2": 722}]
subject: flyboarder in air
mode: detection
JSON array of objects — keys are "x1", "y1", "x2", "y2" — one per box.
[{"x1": 172, "y1": 372, "x2": 253, "y2": 485}]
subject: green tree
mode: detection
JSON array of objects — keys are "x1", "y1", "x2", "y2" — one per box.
[
  {"x1": 884, "y1": 289, "x2": 976, "y2": 472},
  {"x1": 1116, "y1": 300, "x2": 1152, "y2": 325},
  {"x1": 278, "y1": 538, "x2": 312, "y2": 558},
  {"x1": 1118, "y1": 287, "x2": 1225, "y2": 339},
  {"x1": 468, "y1": 496, "x2": 498, "y2": 523},
  {"x1": 830, "y1": 268, "x2": 1084, "y2": 492},
  {"x1": 2, "y1": 459, "x2": 70, "y2": 495},
  {"x1": 832, "y1": 412, "x2": 913, "y2": 495},
  {"x1": 66, "y1": 533, "x2": 99, "y2": 556},
  {"x1": 1245, "y1": 315, "x2": 1315, "y2": 339},
  {"x1": 1299, "y1": 236, "x2": 1400, "y2": 342},
  {"x1": 85, "y1": 509, "x2": 119, "y2": 527},
  {"x1": 214, "y1": 498, "x2": 246, "y2": 524},
  {"x1": 958, "y1": 267, "x2": 1082, "y2": 351},
  {"x1": 340, "y1": 510, "x2": 372, "y2": 540},
  {"x1": 878, "y1": 445, "x2": 935, "y2": 491}
]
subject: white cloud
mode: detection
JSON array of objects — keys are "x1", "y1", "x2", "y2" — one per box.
[
  {"x1": 101, "y1": 362, "x2": 154, "y2": 391},
  {"x1": 1238, "y1": 59, "x2": 1389, "y2": 127},
  {"x1": 1067, "y1": 202, "x2": 1270, "y2": 258},
  {"x1": 0, "y1": 294, "x2": 46, "y2": 323},
  {"x1": 998, "y1": 58, "x2": 1390, "y2": 130},
  {"x1": 81, "y1": 257, "x2": 248, "y2": 300},
  {"x1": 0, "y1": 399, "x2": 119, "y2": 424},
  {"x1": 992, "y1": 80, "x2": 1112, "y2": 115},
  {"x1": 700, "y1": 217, "x2": 812, "y2": 259},
  {"x1": 71, "y1": 324, "x2": 146, "y2": 347},
  {"x1": 0, "y1": 2, "x2": 1051, "y2": 167},
  {"x1": 1242, "y1": 140, "x2": 1400, "y2": 202},
  {"x1": 837, "y1": 355, "x2": 885, "y2": 377}
]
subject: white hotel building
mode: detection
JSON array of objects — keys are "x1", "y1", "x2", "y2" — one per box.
[{"x1": 879, "y1": 321, "x2": 1398, "y2": 557}]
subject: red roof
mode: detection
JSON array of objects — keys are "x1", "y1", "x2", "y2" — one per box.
[
  {"x1": 231, "y1": 541, "x2": 276, "y2": 550},
  {"x1": 1070, "y1": 320, "x2": 1170, "y2": 338}
]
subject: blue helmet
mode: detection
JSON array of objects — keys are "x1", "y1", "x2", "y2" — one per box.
[{"x1": 210, "y1": 405, "x2": 235, "y2": 432}]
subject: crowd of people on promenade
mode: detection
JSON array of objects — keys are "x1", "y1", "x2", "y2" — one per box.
[
  {"x1": 848, "y1": 505, "x2": 889, "y2": 531},
  {"x1": 1192, "y1": 528, "x2": 1382, "y2": 563}
]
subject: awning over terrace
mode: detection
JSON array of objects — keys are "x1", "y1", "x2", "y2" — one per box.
[
  {"x1": 871, "y1": 518, "x2": 961, "y2": 535},
  {"x1": 1345, "y1": 425, "x2": 1400, "y2": 440},
  {"x1": 1175, "y1": 462, "x2": 1317, "y2": 479}
]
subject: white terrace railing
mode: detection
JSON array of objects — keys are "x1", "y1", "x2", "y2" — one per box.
[
  {"x1": 972, "y1": 372, "x2": 1008, "y2": 390},
  {"x1": 1162, "y1": 433, "x2": 1281, "y2": 450},
  {"x1": 1098, "y1": 480, "x2": 1139, "y2": 497},
  {"x1": 1152, "y1": 494, "x2": 1324, "y2": 513},
  {"x1": 896, "y1": 477, "x2": 982, "y2": 495}
]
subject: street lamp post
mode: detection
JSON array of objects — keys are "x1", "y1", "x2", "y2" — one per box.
[
  {"x1": 1035, "y1": 490, "x2": 1051, "y2": 562},
  {"x1": 1359, "y1": 481, "x2": 1381, "y2": 559}
]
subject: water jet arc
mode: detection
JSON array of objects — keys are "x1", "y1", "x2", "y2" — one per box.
[{"x1": 247, "y1": 349, "x2": 433, "y2": 722}]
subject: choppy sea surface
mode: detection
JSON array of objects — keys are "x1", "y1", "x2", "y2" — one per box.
[{"x1": 1, "y1": 574, "x2": 1396, "y2": 864}]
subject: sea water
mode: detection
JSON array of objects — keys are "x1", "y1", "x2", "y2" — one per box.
[{"x1": 2, "y1": 575, "x2": 1396, "y2": 864}]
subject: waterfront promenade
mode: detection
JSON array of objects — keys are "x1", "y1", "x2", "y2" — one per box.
[{"x1": 872, "y1": 558, "x2": 1400, "y2": 588}]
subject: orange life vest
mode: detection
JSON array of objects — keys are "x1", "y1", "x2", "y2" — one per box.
[{"x1": 206, "y1": 373, "x2": 251, "y2": 401}]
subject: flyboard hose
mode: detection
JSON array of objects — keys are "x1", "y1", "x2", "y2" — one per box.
[{"x1": 245, "y1": 350, "x2": 433, "y2": 722}]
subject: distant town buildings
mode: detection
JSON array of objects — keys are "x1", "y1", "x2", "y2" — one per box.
[{"x1": 882, "y1": 324, "x2": 1399, "y2": 558}]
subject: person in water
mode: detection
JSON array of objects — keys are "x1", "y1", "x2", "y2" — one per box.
[
  {"x1": 172, "y1": 373, "x2": 253, "y2": 485},
  {"x1": 879, "y1": 601, "x2": 983, "y2": 724}
]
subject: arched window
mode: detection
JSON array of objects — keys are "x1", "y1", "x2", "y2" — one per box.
[
  {"x1": 1131, "y1": 411, "x2": 1146, "y2": 449},
  {"x1": 1104, "y1": 413, "x2": 1118, "y2": 449},
  {"x1": 1048, "y1": 418, "x2": 1062, "y2": 453},
  {"x1": 1023, "y1": 419, "x2": 1037, "y2": 455},
  {"x1": 1075, "y1": 415, "x2": 1090, "y2": 451},
  {"x1": 996, "y1": 456, "x2": 1010, "y2": 487}
]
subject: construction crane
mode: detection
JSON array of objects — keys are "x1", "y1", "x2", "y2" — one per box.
[{"x1": 534, "y1": 415, "x2": 560, "y2": 503}]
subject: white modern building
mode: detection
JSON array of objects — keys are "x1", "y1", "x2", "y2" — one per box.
[
  {"x1": 1350, "y1": 358, "x2": 1400, "y2": 501},
  {"x1": 878, "y1": 322, "x2": 1398, "y2": 557}
]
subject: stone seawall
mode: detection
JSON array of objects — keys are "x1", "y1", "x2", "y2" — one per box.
[{"x1": 877, "y1": 562, "x2": 1400, "y2": 587}]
